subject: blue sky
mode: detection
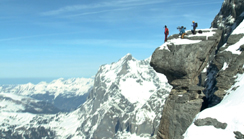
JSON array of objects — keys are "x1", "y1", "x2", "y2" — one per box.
[{"x1": 0, "y1": 0, "x2": 223, "y2": 84}]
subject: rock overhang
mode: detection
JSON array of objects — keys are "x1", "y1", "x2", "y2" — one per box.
[{"x1": 150, "y1": 29, "x2": 222, "y2": 87}]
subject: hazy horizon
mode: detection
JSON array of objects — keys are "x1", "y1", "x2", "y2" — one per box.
[
  {"x1": 0, "y1": 0, "x2": 224, "y2": 84},
  {"x1": 0, "y1": 77, "x2": 94, "y2": 85}
]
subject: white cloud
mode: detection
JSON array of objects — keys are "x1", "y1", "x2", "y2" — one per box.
[{"x1": 40, "y1": 0, "x2": 169, "y2": 16}]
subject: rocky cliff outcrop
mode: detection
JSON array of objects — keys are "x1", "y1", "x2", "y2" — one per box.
[
  {"x1": 150, "y1": 29, "x2": 222, "y2": 139},
  {"x1": 205, "y1": 0, "x2": 244, "y2": 107},
  {"x1": 211, "y1": 0, "x2": 244, "y2": 44},
  {"x1": 184, "y1": 19, "x2": 244, "y2": 138},
  {"x1": 151, "y1": 0, "x2": 244, "y2": 138}
]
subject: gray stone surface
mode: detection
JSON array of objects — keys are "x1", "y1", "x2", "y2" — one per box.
[
  {"x1": 206, "y1": 33, "x2": 244, "y2": 106},
  {"x1": 211, "y1": 0, "x2": 244, "y2": 44},
  {"x1": 150, "y1": 29, "x2": 223, "y2": 139},
  {"x1": 157, "y1": 89, "x2": 203, "y2": 139},
  {"x1": 194, "y1": 117, "x2": 227, "y2": 129},
  {"x1": 234, "y1": 131, "x2": 244, "y2": 139},
  {"x1": 154, "y1": 1, "x2": 244, "y2": 139},
  {"x1": 150, "y1": 30, "x2": 222, "y2": 88}
]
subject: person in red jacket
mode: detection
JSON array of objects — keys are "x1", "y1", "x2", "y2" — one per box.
[{"x1": 164, "y1": 25, "x2": 169, "y2": 42}]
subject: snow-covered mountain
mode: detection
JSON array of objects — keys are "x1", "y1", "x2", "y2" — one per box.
[
  {"x1": 0, "y1": 54, "x2": 171, "y2": 139},
  {"x1": 0, "y1": 92, "x2": 60, "y2": 114},
  {"x1": 0, "y1": 78, "x2": 94, "y2": 112}
]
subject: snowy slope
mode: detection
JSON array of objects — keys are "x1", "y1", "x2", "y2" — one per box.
[
  {"x1": 184, "y1": 73, "x2": 244, "y2": 139},
  {"x1": 0, "y1": 93, "x2": 27, "y2": 112},
  {"x1": 0, "y1": 54, "x2": 171, "y2": 139},
  {"x1": 57, "y1": 54, "x2": 171, "y2": 138},
  {"x1": 0, "y1": 78, "x2": 94, "y2": 111},
  {"x1": 184, "y1": 20, "x2": 244, "y2": 139},
  {"x1": 0, "y1": 92, "x2": 60, "y2": 114},
  {"x1": 224, "y1": 19, "x2": 244, "y2": 55}
]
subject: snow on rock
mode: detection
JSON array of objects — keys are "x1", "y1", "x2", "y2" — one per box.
[
  {"x1": 159, "y1": 38, "x2": 202, "y2": 51},
  {"x1": 94, "y1": 54, "x2": 169, "y2": 108},
  {"x1": 115, "y1": 132, "x2": 152, "y2": 139},
  {"x1": 52, "y1": 54, "x2": 171, "y2": 138},
  {"x1": 183, "y1": 20, "x2": 244, "y2": 139},
  {"x1": 232, "y1": 18, "x2": 244, "y2": 35},
  {"x1": 222, "y1": 20, "x2": 244, "y2": 55},
  {"x1": 224, "y1": 36, "x2": 244, "y2": 55},
  {"x1": 0, "y1": 54, "x2": 171, "y2": 139},
  {"x1": 184, "y1": 72, "x2": 244, "y2": 139},
  {"x1": 188, "y1": 29, "x2": 217, "y2": 40}
]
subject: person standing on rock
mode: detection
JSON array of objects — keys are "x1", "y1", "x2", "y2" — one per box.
[
  {"x1": 191, "y1": 21, "x2": 197, "y2": 34},
  {"x1": 164, "y1": 25, "x2": 169, "y2": 42},
  {"x1": 179, "y1": 26, "x2": 186, "y2": 39}
]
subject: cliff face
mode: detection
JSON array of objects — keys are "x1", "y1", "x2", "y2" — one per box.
[
  {"x1": 211, "y1": 0, "x2": 244, "y2": 43},
  {"x1": 206, "y1": 0, "x2": 244, "y2": 107},
  {"x1": 150, "y1": 29, "x2": 222, "y2": 139},
  {"x1": 184, "y1": 21, "x2": 244, "y2": 138},
  {"x1": 151, "y1": 0, "x2": 244, "y2": 138}
]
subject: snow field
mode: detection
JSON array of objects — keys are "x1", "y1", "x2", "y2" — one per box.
[{"x1": 184, "y1": 72, "x2": 244, "y2": 139}]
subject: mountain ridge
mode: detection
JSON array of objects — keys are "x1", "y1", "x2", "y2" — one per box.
[
  {"x1": 1, "y1": 0, "x2": 244, "y2": 138},
  {"x1": 0, "y1": 54, "x2": 171, "y2": 139},
  {"x1": 0, "y1": 77, "x2": 93, "y2": 112}
]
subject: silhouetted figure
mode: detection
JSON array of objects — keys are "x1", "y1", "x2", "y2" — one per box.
[{"x1": 164, "y1": 25, "x2": 169, "y2": 42}]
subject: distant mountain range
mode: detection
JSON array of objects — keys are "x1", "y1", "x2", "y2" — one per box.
[
  {"x1": 0, "y1": 54, "x2": 171, "y2": 139},
  {"x1": 1, "y1": 0, "x2": 244, "y2": 138},
  {"x1": 0, "y1": 78, "x2": 94, "y2": 112}
]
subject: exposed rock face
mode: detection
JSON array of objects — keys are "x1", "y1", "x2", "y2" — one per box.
[
  {"x1": 151, "y1": 30, "x2": 222, "y2": 88},
  {"x1": 234, "y1": 131, "x2": 244, "y2": 139},
  {"x1": 150, "y1": 30, "x2": 222, "y2": 139},
  {"x1": 80, "y1": 54, "x2": 171, "y2": 138},
  {"x1": 0, "y1": 126, "x2": 56, "y2": 139},
  {"x1": 194, "y1": 117, "x2": 227, "y2": 129},
  {"x1": 204, "y1": 0, "x2": 244, "y2": 107},
  {"x1": 152, "y1": 0, "x2": 244, "y2": 138},
  {"x1": 211, "y1": 0, "x2": 244, "y2": 44}
]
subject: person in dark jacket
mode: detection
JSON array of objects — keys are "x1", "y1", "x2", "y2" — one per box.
[
  {"x1": 191, "y1": 21, "x2": 197, "y2": 34},
  {"x1": 164, "y1": 25, "x2": 169, "y2": 42}
]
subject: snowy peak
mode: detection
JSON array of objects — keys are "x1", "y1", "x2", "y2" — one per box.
[
  {"x1": 99, "y1": 53, "x2": 136, "y2": 77},
  {"x1": 0, "y1": 77, "x2": 94, "y2": 112},
  {"x1": 0, "y1": 53, "x2": 171, "y2": 139},
  {"x1": 119, "y1": 53, "x2": 134, "y2": 62},
  {"x1": 94, "y1": 54, "x2": 168, "y2": 105},
  {"x1": 74, "y1": 54, "x2": 171, "y2": 138},
  {"x1": 0, "y1": 77, "x2": 94, "y2": 97}
]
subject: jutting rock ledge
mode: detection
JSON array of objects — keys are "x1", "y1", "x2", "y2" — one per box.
[{"x1": 150, "y1": 29, "x2": 222, "y2": 139}]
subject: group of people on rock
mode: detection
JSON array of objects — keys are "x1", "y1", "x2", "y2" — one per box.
[{"x1": 164, "y1": 21, "x2": 198, "y2": 42}]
